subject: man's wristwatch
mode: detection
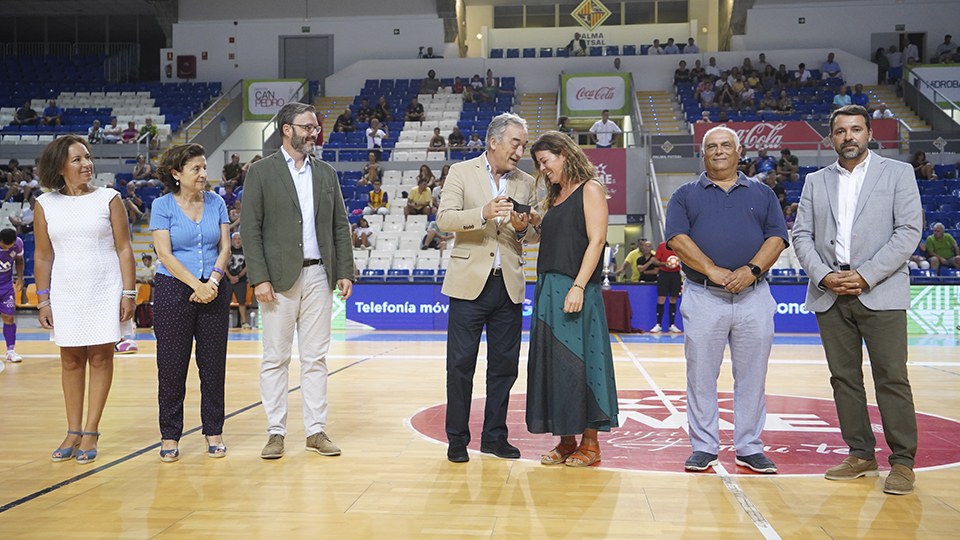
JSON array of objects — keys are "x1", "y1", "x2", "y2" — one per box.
[{"x1": 746, "y1": 264, "x2": 762, "y2": 279}]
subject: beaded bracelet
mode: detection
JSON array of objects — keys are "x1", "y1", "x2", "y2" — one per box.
[
  {"x1": 572, "y1": 283, "x2": 585, "y2": 290},
  {"x1": 36, "y1": 289, "x2": 50, "y2": 296},
  {"x1": 38, "y1": 300, "x2": 51, "y2": 308}
]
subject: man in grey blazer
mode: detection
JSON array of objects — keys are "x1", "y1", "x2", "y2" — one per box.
[
  {"x1": 793, "y1": 105, "x2": 922, "y2": 495},
  {"x1": 242, "y1": 102, "x2": 354, "y2": 460}
]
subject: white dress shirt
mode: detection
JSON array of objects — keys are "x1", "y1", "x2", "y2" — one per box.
[
  {"x1": 482, "y1": 153, "x2": 510, "y2": 270},
  {"x1": 280, "y1": 147, "x2": 322, "y2": 260},
  {"x1": 835, "y1": 151, "x2": 871, "y2": 265},
  {"x1": 589, "y1": 119, "x2": 622, "y2": 146}
]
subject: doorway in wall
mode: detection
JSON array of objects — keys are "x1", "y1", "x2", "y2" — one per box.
[{"x1": 279, "y1": 35, "x2": 333, "y2": 96}]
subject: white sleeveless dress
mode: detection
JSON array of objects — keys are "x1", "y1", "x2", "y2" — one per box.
[{"x1": 38, "y1": 188, "x2": 133, "y2": 346}]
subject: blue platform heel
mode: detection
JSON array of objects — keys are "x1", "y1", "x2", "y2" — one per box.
[
  {"x1": 52, "y1": 431, "x2": 83, "y2": 462},
  {"x1": 75, "y1": 431, "x2": 100, "y2": 465},
  {"x1": 159, "y1": 440, "x2": 179, "y2": 463},
  {"x1": 206, "y1": 435, "x2": 227, "y2": 458}
]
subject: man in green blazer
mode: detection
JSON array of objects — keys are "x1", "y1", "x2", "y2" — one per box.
[{"x1": 241, "y1": 102, "x2": 354, "y2": 460}]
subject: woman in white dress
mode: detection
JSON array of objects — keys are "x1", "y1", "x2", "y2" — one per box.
[{"x1": 34, "y1": 135, "x2": 137, "y2": 464}]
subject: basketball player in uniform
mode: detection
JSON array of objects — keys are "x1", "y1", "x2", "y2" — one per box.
[
  {"x1": 650, "y1": 241, "x2": 681, "y2": 333},
  {"x1": 0, "y1": 228, "x2": 24, "y2": 365}
]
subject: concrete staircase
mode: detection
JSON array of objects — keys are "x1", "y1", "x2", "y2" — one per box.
[
  {"x1": 314, "y1": 96, "x2": 353, "y2": 144},
  {"x1": 635, "y1": 91, "x2": 686, "y2": 136},
  {"x1": 516, "y1": 92, "x2": 558, "y2": 142},
  {"x1": 169, "y1": 98, "x2": 231, "y2": 146}
]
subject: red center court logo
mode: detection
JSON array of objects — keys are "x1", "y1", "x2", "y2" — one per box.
[{"x1": 408, "y1": 390, "x2": 960, "y2": 475}]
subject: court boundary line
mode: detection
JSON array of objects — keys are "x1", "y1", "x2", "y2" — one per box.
[
  {"x1": 614, "y1": 335, "x2": 784, "y2": 540},
  {"x1": 0, "y1": 351, "x2": 389, "y2": 514}
]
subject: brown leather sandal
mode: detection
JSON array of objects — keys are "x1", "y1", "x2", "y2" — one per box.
[
  {"x1": 564, "y1": 444, "x2": 601, "y2": 467},
  {"x1": 541, "y1": 442, "x2": 578, "y2": 465}
]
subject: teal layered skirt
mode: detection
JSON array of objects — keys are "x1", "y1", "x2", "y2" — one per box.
[{"x1": 526, "y1": 272, "x2": 619, "y2": 435}]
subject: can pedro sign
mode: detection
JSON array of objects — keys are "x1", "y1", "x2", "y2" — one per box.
[{"x1": 243, "y1": 79, "x2": 306, "y2": 120}]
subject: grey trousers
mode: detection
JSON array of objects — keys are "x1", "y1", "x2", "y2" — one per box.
[
  {"x1": 680, "y1": 279, "x2": 776, "y2": 456},
  {"x1": 815, "y1": 296, "x2": 918, "y2": 467}
]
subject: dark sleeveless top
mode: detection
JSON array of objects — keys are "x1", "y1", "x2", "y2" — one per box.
[{"x1": 536, "y1": 180, "x2": 603, "y2": 284}]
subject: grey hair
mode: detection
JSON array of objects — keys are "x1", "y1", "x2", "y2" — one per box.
[
  {"x1": 486, "y1": 112, "x2": 527, "y2": 146},
  {"x1": 701, "y1": 125, "x2": 741, "y2": 149},
  {"x1": 932, "y1": 222, "x2": 945, "y2": 230},
  {"x1": 276, "y1": 102, "x2": 316, "y2": 134}
]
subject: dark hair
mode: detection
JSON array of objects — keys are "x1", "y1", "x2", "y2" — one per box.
[
  {"x1": 156, "y1": 143, "x2": 206, "y2": 194},
  {"x1": 530, "y1": 131, "x2": 599, "y2": 210},
  {"x1": 0, "y1": 228, "x2": 17, "y2": 245},
  {"x1": 276, "y1": 102, "x2": 316, "y2": 137},
  {"x1": 602, "y1": 109, "x2": 610, "y2": 114},
  {"x1": 37, "y1": 135, "x2": 92, "y2": 190},
  {"x1": 781, "y1": 148, "x2": 791, "y2": 155},
  {"x1": 829, "y1": 104, "x2": 871, "y2": 132}
]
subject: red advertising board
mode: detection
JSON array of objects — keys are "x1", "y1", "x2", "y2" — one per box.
[
  {"x1": 583, "y1": 148, "x2": 626, "y2": 215},
  {"x1": 693, "y1": 119, "x2": 898, "y2": 150}
]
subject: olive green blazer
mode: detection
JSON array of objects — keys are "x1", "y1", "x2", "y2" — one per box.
[{"x1": 240, "y1": 150, "x2": 354, "y2": 292}]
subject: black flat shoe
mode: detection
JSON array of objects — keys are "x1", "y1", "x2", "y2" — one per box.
[
  {"x1": 447, "y1": 442, "x2": 469, "y2": 463},
  {"x1": 480, "y1": 436, "x2": 520, "y2": 459}
]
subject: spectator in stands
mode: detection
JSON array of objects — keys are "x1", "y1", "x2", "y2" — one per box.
[
  {"x1": 226, "y1": 233, "x2": 250, "y2": 329},
  {"x1": 448, "y1": 125, "x2": 465, "y2": 147},
  {"x1": 139, "y1": 118, "x2": 160, "y2": 150},
  {"x1": 363, "y1": 179, "x2": 389, "y2": 215},
  {"x1": 762, "y1": 172, "x2": 788, "y2": 208},
  {"x1": 351, "y1": 217, "x2": 373, "y2": 249},
  {"x1": 777, "y1": 89, "x2": 794, "y2": 114},
  {"x1": 760, "y1": 65, "x2": 777, "y2": 91},
  {"x1": 333, "y1": 108, "x2": 356, "y2": 133},
  {"x1": 40, "y1": 99, "x2": 63, "y2": 126},
  {"x1": 432, "y1": 168, "x2": 447, "y2": 210},
  {"x1": 756, "y1": 53, "x2": 769, "y2": 73},
  {"x1": 649, "y1": 39, "x2": 663, "y2": 55},
  {"x1": 405, "y1": 177, "x2": 433, "y2": 218},
  {"x1": 674, "y1": 60, "x2": 691, "y2": 85},
  {"x1": 775, "y1": 64, "x2": 792, "y2": 89},
  {"x1": 663, "y1": 38, "x2": 680, "y2": 54},
  {"x1": 776, "y1": 148, "x2": 799, "y2": 183},
  {"x1": 617, "y1": 239, "x2": 657, "y2": 283},
  {"x1": 420, "y1": 69, "x2": 443, "y2": 95},
  {"x1": 874, "y1": 48, "x2": 890, "y2": 85},
  {"x1": 691, "y1": 59, "x2": 706, "y2": 81},
  {"x1": 122, "y1": 183, "x2": 145, "y2": 226},
  {"x1": 783, "y1": 204, "x2": 796, "y2": 230},
  {"x1": 423, "y1": 47, "x2": 437, "y2": 59},
  {"x1": 405, "y1": 97, "x2": 425, "y2": 122},
  {"x1": 833, "y1": 85, "x2": 852, "y2": 109},
  {"x1": 467, "y1": 75, "x2": 484, "y2": 102},
  {"x1": 103, "y1": 117, "x2": 122, "y2": 143},
  {"x1": 908, "y1": 241, "x2": 931, "y2": 270},
  {"x1": 926, "y1": 223, "x2": 959, "y2": 270},
  {"x1": 87, "y1": 120, "x2": 103, "y2": 144},
  {"x1": 8, "y1": 193, "x2": 35, "y2": 234},
  {"x1": 739, "y1": 82, "x2": 756, "y2": 110},
  {"x1": 793, "y1": 63, "x2": 814, "y2": 87},
  {"x1": 751, "y1": 148, "x2": 777, "y2": 180},
  {"x1": 696, "y1": 111, "x2": 711, "y2": 124},
  {"x1": 612, "y1": 57, "x2": 622, "y2": 72},
  {"x1": 821, "y1": 52, "x2": 844, "y2": 80},
  {"x1": 741, "y1": 57, "x2": 755, "y2": 77},
  {"x1": 698, "y1": 81, "x2": 716, "y2": 107},
  {"x1": 221, "y1": 184, "x2": 238, "y2": 209},
  {"x1": 902, "y1": 37, "x2": 920, "y2": 65},
  {"x1": 933, "y1": 34, "x2": 957, "y2": 64},
  {"x1": 1, "y1": 159, "x2": 21, "y2": 186},
  {"x1": 11, "y1": 100, "x2": 38, "y2": 127},
  {"x1": 452, "y1": 76, "x2": 465, "y2": 96},
  {"x1": 365, "y1": 118, "x2": 387, "y2": 152},
  {"x1": 850, "y1": 84, "x2": 869, "y2": 109},
  {"x1": 745, "y1": 68, "x2": 761, "y2": 89},
  {"x1": 237, "y1": 155, "x2": 261, "y2": 187},
  {"x1": 137, "y1": 253, "x2": 157, "y2": 286},
  {"x1": 355, "y1": 98, "x2": 374, "y2": 123},
  {"x1": 122, "y1": 121, "x2": 139, "y2": 143},
  {"x1": 566, "y1": 32, "x2": 587, "y2": 56},
  {"x1": 132, "y1": 155, "x2": 154, "y2": 186},
  {"x1": 886, "y1": 44, "x2": 903, "y2": 70},
  {"x1": 422, "y1": 219, "x2": 453, "y2": 253},
  {"x1": 481, "y1": 76, "x2": 500, "y2": 103},
  {"x1": 758, "y1": 89, "x2": 778, "y2": 111},
  {"x1": 359, "y1": 152, "x2": 381, "y2": 186},
  {"x1": 685, "y1": 38, "x2": 699, "y2": 54},
  {"x1": 466, "y1": 132, "x2": 483, "y2": 147},
  {"x1": 429, "y1": 127, "x2": 446, "y2": 153},
  {"x1": 374, "y1": 96, "x2": 392, "y2": 123},
  {"x1": 417, "y1": 164, "x2": 437, "y2": 189},
  {"x1": 705, "y1": 57, "x2": 722, "y2": 79},
  {"x1": 911, "y1": 151, "x2": 936, "y2": 180},
  {"x1": 717, "y1": 83, "x2": 736, "y2": 110},
  {"x1": 228, "y1": 201, "x2": 241, "y2": 233},
  {"x1": 589, "y1": 110, "x2": 621, "y2": 148},
  {"x1": 731, "y1": 73, "x2": 745, "y2": 94},
  {"x1": 717, "y1": 111, "x2": 729, "y2": 123},
  {"x1": 873, "y1": 102, "x2": 895, "y2": 119},
  {"x1": 222, "y1": 153, "x2": 243, "y2": 186},
  {"x1": 737, "y1": 146, "x2": 753, "y2": 175}
]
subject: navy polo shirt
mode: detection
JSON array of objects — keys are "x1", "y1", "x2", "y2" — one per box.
[{"x1": 665, "y1": 172, "x2": 788, "y2": 284}]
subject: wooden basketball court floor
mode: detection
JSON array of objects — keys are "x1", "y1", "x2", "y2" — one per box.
[{"x1": 1, "y1": 323, "x2": 960, "y2": 539}]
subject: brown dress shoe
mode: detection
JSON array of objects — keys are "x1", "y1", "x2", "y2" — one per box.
[
  {"x1": 824, "y1": 456, "x2": 879, "y2": 480},
  {"x1": 883, "y1": 464, "x2": 915, "y2": 495},
  {"x1": 261, "y1": 434, "x2": 285, "y2": 459}
]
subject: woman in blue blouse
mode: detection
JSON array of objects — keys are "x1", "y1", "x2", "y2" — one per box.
[{"x1": 150, "y1": 144, "x2": 232, "y2": 462}]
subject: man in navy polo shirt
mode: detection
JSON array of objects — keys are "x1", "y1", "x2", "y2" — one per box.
[{"x1": 664, "y1": 125, "x2": 788, "y2": 474}]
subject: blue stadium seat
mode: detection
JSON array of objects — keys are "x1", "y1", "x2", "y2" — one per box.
[
  {"x1": 941, "y1": 268, "x2": 960, "y2": 283},
  {"x1": 606, "y1": 45, "x2": 619, "y2": 56},
  {"x1": 361, "y1": 269, "x2": 385, "y2": 282},
  {"x1": 385, "y1": 269, "x2": 410, "y2": 282},
  {"x1": 589, "y1": 46, "x2": 603, "y2": 57},
  {"x1": 556, "y1": 47, "x2": 569, "y2": 58},
  {"x1": 506, "y1": 49, "x2": 520, "y2": 58},
  {"x1": 490, "y1": 49, "x2": 503, "y2": 59},
  {"x1": 768, "y1": 268, "x2": 798, "y2": 283},
  {"x1": 412, "y1": 269, "x2": 436, "y2": 282},
  {"x1": 522, "y1": 48, "x2": 536, "y2": 58},
  {"x1": 622, "y1": 44, "x2": 636, "y2": 56},
  {"x1": 539, "y1": 48, "x2": 553, "y2": 58},
  {"x1": 910, "y1": 268, "x2": 938, "y2": 284},
  {"x1": 436, "y1": 268, "x2": 446, "y2": 282}
]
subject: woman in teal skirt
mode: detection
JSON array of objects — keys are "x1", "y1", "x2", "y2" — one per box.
[{"x1": 526, "y1": 131, "x2": 619, "y2": 467}]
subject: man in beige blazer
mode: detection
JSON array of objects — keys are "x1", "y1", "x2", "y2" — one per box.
[{"x1": 437, "y1": 113, "x2": 539, "y2": 462}]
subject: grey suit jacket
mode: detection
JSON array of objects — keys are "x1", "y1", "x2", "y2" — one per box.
[
  {"x1": 240, "y1": 150, "x2": 354, "y2": 293},
  {"x1": 793, "y1": 151, "x2": 921, "y2": 312}
]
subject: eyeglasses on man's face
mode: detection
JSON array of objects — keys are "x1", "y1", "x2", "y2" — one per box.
[{"x1": 291, "y1": 124, "x2": 321, "y2": 134}]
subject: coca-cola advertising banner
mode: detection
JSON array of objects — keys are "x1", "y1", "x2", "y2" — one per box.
[
  {"x1": 561, "y1": 73, "x2": 630, "y2": 116},
  {"x1": 693, "y1": 120, "x2": 898, "y2": 151},
  {"x1": 583, "y1": 148, "x2": 626, "y2": 215}
]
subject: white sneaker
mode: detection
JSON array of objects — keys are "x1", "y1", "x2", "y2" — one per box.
[
  {"x1": 649, "y1": 324, "x2": 662, "y2": 333},
  {"x1": 669, "y1": 325, "x2": 682, "y2": 333},
  {"x1": 6, "y1": 350, "x2": 22, "y2": 363}
]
